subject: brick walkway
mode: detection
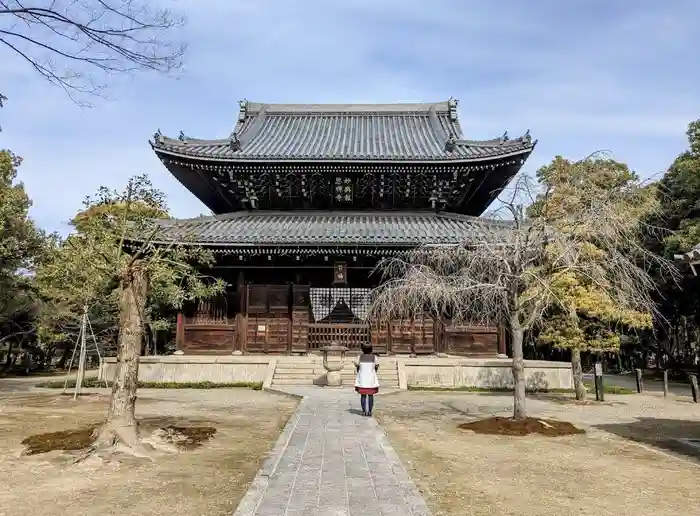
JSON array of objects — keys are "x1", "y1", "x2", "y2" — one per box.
[{"x1": 233, "y1": 387, "x2": 432, "y2": 516}]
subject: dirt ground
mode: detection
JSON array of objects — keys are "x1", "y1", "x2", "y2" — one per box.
[
  {"x1": 375, "y1": 391, "x2": 700, "y2": 516},
  {"x1": 0, "y1": 388, "x2": 298, "y2": 516}
]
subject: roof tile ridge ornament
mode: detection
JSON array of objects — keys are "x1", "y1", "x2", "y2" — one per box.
[
  {"x1": 178, "y1": 130, "x2": 187, "y2": 142},
  {"x1": 237, "y1": 99, "x2": 248, "y2": 122},
  {"x1": 448, "y1": 97, "x2": 459, "y2": 121},
  {"x1": 445, "y1": 133, "x2": 457, "y2": 152},
  {"x1": 229, "y1": 132, "x2": 241, "y2": 151},
  {"x1": 152, "y1": 128, "x2": 163, "y2": 144}
]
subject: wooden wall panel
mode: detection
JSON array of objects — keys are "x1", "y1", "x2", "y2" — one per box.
[
  {"x1": 370, "y1": 321, "x2": 389, "y2": 354},
  {"x1": 290, "y1": 309, "x2": 309, "y2": 354},
  {"x1": 183, "y1": 325, "x2": 235, "y2": 354},
  {"x1": 414, "y1": 317, "x2": 435, "y2": 354},
  {"x1": 444, "y1": 323, "x2": 499, "y2": 356},
  {"x1": 245, "y1": 313, "x2": 291, "y2": 354},
  {"x1": 388, "y1": 318, "x2": 436, "y2": 354}
]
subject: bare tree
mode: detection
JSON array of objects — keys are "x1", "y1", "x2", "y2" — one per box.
[
  {"x1": 0, "y1": 0, "x2": 186, "y2": 105},
  {"x1": 370, "y1": 157, "x2": 677, "y2": 419}
]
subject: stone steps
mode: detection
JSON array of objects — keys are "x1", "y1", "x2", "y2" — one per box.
[{"x1": 271, "y1": 358, "x2": 400, "y2": 388}]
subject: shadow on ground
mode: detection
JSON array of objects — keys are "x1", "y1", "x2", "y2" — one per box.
[{"x1": 596, "y1": 418, "x2": 700, "y2": 462}]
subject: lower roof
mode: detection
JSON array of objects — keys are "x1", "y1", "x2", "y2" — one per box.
[{"x1": 152, "y1": 211, "x2": 508, "y2": 247}]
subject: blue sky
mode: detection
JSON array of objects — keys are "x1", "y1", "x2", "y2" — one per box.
[{"x1": 2, "y1": 0, "x2": 699, "y2": 235}]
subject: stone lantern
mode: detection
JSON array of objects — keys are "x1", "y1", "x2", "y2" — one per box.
[{"x1": 320, "y1": 342, "x2": 348, "y2": 387}]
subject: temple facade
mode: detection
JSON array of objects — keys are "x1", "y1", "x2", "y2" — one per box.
[{"x1": 150, "y1": 99, "x2": 536, "y2": 356}]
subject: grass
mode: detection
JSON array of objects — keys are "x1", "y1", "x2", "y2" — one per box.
[
  {"x1": 36, "y1": 378, "x2": 263, "y2": 390},
  {"x1": 582, "y1": 382, "x2": 634, "y2": 394},
  {"x1": 408, "y1": 382, "x2": 635, "y2": 395},
  {"x1": 407, "y1": 385, "x2": 572, "y2": 393}
]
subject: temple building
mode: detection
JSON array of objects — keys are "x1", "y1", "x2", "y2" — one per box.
[{"x1": 150, "y1": 99, "x2": 536, "y2": 356}]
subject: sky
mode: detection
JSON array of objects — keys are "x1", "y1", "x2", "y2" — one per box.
[{"x1": 2, "y1": 0, "x2": 699, "y2": 236}]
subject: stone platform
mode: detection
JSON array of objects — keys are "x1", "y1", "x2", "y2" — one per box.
[{"x1": 101, "y1": 355, "x2": 573, "y2": 391}]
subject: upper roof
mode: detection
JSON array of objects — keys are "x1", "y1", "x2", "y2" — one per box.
[
  {"x1": 149, "y1": 211, "x2": 510, "y2": 247},
  {"x1": 151, "y1": 99, "x2": 535, "y2": 163}
]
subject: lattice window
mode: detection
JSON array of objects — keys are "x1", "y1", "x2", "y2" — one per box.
[{"x1": 310, "y1": 288, "x2": 372, "y2": 322}]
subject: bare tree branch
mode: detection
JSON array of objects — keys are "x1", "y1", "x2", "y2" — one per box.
[
  {"x1": 369, "y1": 157, "x2": 680, "y2": 418},
  {"x1": 0, "y1": 0, "x2": 186, "y2": 106}
]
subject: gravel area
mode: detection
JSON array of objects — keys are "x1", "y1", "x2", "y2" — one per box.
[
  {"x1": 375, "y1": 391, "x2": 700, "y2": 516},
  {"x1": 0, "y1": 388, "x2": 298, "y2": 516}
]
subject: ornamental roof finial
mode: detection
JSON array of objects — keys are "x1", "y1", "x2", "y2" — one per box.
[
  {"x1": 447, "y1": 97, "x2": 458, "y2": 121},
  {"x1": 230, "y1": 132, "x2": 241, "y2": 151},
  {"x1": 445, "y1": 133, "x2": 457, "y2": 152},
  {"x1": 178, "y1": 130, "x2": 186, "y2": 142}
]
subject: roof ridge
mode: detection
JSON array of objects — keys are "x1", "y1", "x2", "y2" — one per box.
[{"x1": 243, "y1": 100, "x2": 454, "y2": 114}]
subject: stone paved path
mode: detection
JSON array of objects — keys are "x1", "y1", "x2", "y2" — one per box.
[{"x1": 234, "y1": 387, "x2": 432, "y2": 516}]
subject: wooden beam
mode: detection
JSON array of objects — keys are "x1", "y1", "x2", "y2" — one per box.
[
  {"x1": 175, "y1": 313, "x2": 185, "y2": 352},
  {"x1": 498, "y1": 325, "x2": 507, "y2": 356}
]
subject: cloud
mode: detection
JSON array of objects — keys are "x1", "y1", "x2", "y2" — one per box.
[{"x1": 1, "y1": 0, "x2": 699, "y2": 234}]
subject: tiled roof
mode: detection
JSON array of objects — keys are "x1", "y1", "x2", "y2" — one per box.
[
  {"x1": 151, "y1": 211, "x2": 508, "y2": 246},
  {"x1": 151, "y1": 99, "x2": 535, "y2": 162}
]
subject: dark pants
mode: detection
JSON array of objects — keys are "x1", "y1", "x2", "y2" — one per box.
[{"x1": 360, "y1": 394, "x2": 374, "y2": 414}]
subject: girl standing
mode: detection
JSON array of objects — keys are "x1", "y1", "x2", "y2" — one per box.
[{"x1": 354, "y1": 344, "x2": 379, "y2": 416}]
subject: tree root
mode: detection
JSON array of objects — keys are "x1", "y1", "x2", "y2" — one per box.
[{"x1": 69, "y1": 421, "x2": 159, "y2": 463}]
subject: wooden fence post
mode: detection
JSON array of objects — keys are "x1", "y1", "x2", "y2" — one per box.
[
  {"x1": 690, "y1": 374, "x2": 699, "y2": 403},
  {"x1": 635, "y1": 368, "x2": 644, "y2": 393}
]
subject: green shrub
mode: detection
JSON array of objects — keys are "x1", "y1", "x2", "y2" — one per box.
[
  {"x1": 408, "y1": 383, "x2": 634, "y2": 395},
  {"x1": 36, "y1": 378, "x2": 263, "y2": 390}
]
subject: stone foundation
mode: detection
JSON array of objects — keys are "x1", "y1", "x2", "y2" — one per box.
[
  {"x1": 101, "y1": 355, "x2": 573, "y2": 391},
  {"x1": 101, "y1": 355, "x2": 270, "y2": 384},
  {"x1": 402, "y1": 356, "x2": 573, "y2": 390}
]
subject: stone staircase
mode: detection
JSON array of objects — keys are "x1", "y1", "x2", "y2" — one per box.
[{"x1": 271, "y1": 356, "x2": 400, "y2": 389}]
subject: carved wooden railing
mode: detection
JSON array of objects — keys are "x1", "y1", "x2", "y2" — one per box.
[
  {"x1": 307, "y1": 323, "x2": 371, "y2": 351},
  {"x1": 185, "y1": 296, "x2": 231, "y2": 325}
]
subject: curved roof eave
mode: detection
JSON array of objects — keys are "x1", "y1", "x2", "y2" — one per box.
[{"x1": 150, "y1": 140, "x2": 537, "y2": 165}]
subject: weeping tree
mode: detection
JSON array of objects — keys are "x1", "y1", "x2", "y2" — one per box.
[
  {"x1": 36, "y1": 175, "x2": 224, "y2": 454},
  {"x1": 370, "y1": 155, "x2": 675, "y2": 418}
]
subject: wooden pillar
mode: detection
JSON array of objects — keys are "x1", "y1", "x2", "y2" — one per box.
[
  {"x1": 175, "y1": 312, "x2": 185, "y2": 353},
  {"x1": 498, "y1": 324, "x2": 507, "y2": 356},
  {"x1": 236, "y1": 272, "x2": 247, "y2": 354}
]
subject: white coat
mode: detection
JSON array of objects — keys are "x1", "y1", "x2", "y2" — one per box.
[{"x1": 354, "y1": 354, "x2": 379, "y2": 389}]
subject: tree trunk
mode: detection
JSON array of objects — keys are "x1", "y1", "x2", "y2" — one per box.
[
  {"x1": 571, "y1": 348, "x2": 587, "y2": 400},
  {"x1": 95, "y1": 260, "x2": 148, "y2": 449},
  {"x1": 57, "y1": 343, "x2": 71, "y2": 369},
  {"x1": 510, "y1": 317, "x2": 526, "y2": 420}
]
